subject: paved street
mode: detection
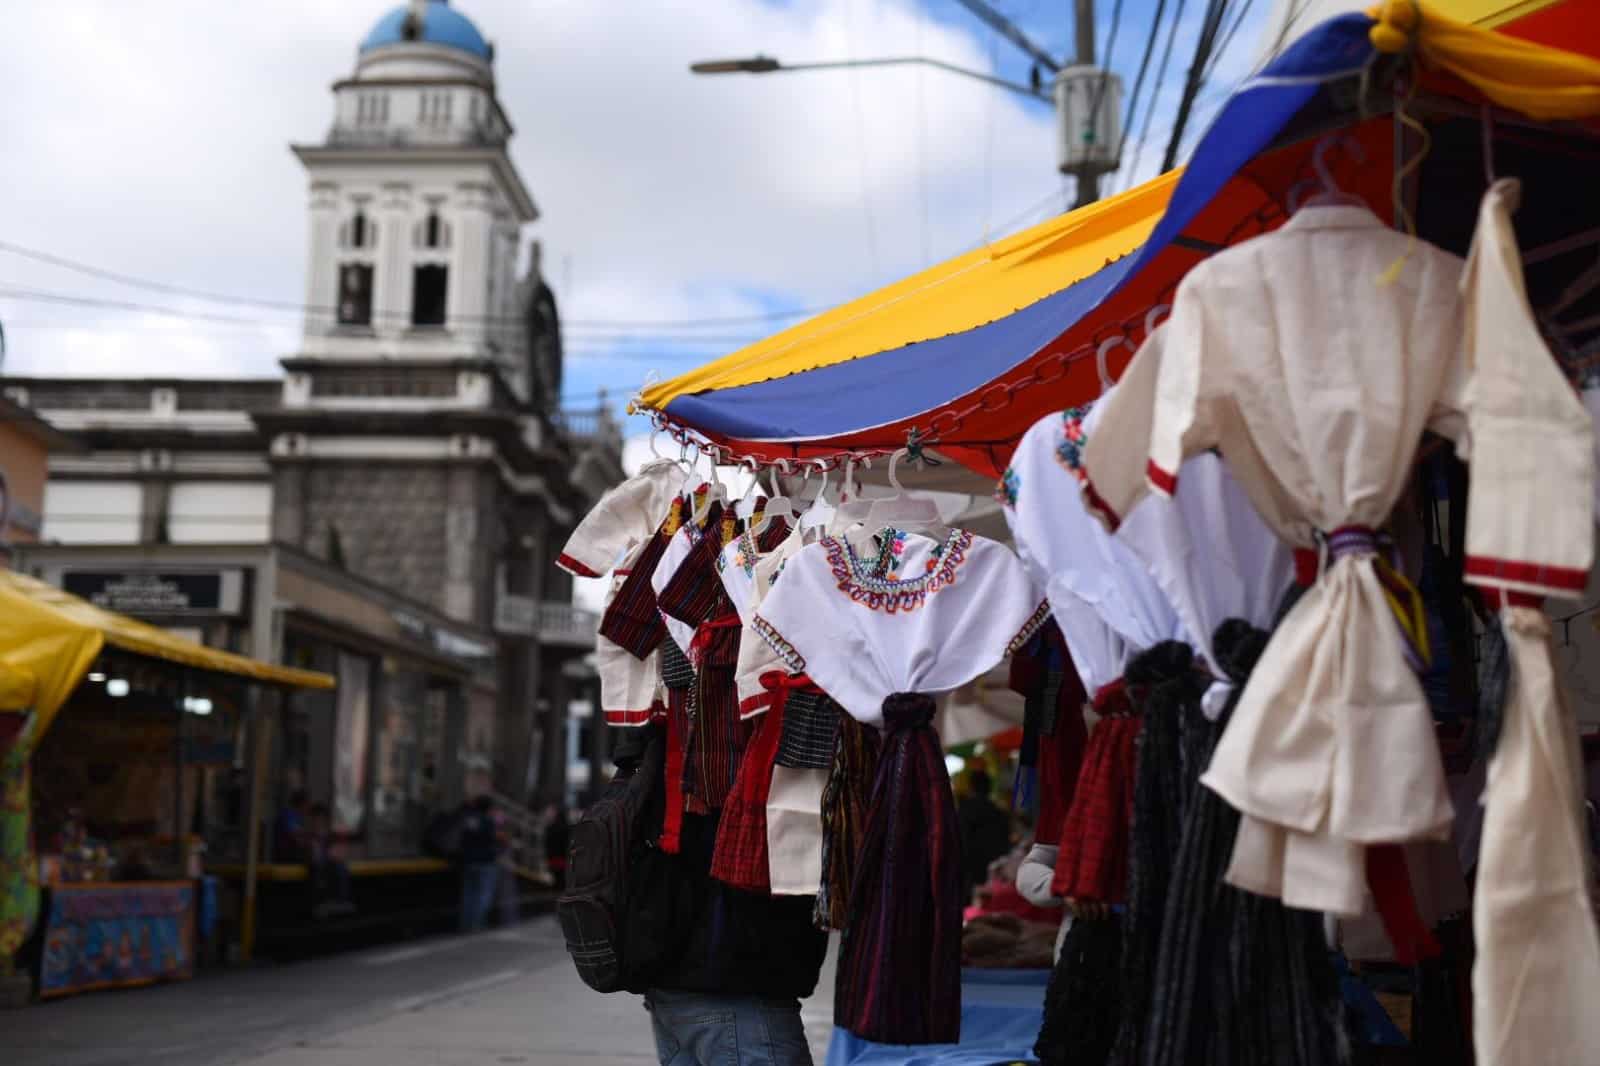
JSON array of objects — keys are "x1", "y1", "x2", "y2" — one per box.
[{"x1": 3, "y1": 917, "x2": 838, "y2": 1066}]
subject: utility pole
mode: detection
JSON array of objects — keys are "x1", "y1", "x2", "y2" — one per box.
[{"x1": 1074, "y1": 0, "x2": 1100, "y2": 206}]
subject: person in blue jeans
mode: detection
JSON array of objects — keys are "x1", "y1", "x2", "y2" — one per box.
[
  {"x1": 646, "y1": 988, "x2": 813, "y2": 1066},
  {"x1": 457, "y1": 795, "x2": 501, "y2": 933}
]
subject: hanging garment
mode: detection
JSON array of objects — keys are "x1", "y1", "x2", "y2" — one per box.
[
  {"x1": 1001, "y1": 406, "x2": 1186, "y2": 658},
  {"x1": 559, "y1": 462, "x2": 683, "y2": 728},
  {"x1": 754, "y1": 527, "x2": 1045, "y2": 1045},
  {"x1": 814, "y1": 712, "x2": 882, "y2": 930},
  {"x1": 709, "y1": 699, "x2": 786, "y2": 892},
  {"x1": 652, "y1": 524, "x2": 704, "y2": 658},
  {"x1": 726, "y1": 520, "x2": 809, "y2": 719},
  {"x1": 1081, "y1": 333, "x2": 1293, "y2": 715},
  {"x1": 1050, "y1": 681, "x2": 1140, "y2": 904},
  {"x1": 1010, "y1": 624, "x2": 1088, "y2": 847},
  {"x1": 1141, "y1": 615, "x2": 1349, "y2": 1066},
  {"x1": 556, "y1": 458, "x2": 684, "y2": 579},
  {"x1": 1084, "y1": 204, "x2": 1483, "y2": 914},
  {"x1": 1461, "y1": 179, "x2": 1600, "y2": 1066}
]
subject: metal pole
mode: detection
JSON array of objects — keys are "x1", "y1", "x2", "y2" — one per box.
[
  {"x1": 1074, "y1": 0, "x2": 1101, "y2": 207},
  {"x1": 240, "y1": 688, "x2": 274, "y2": 962}
]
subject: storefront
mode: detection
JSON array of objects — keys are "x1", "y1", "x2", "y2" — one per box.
[{"x1": 0, "y1": 569, "x2": 332, "y2": 1001}]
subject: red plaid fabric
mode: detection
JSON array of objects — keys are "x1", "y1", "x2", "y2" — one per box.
[
  {"x1": 1052, "y1": 680, "x2": 1139, "y2": 904},
  {"x1": 710, "y1": 699, "x2": 786, "y2": 891},
  {"x1": 597, "y1": 528, "x2": 670, "y2": 659}
]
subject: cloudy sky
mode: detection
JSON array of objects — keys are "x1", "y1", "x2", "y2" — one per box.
[{"x1": 0, "y1": 0, "x2": 1289, "y2": 425}]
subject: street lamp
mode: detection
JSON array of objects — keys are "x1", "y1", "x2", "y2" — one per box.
[{"x1": 690, "y1": 54, "x2": 1050, "y2": 103}]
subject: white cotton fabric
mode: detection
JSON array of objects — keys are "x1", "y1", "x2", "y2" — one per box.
[
  {"x1": 1130, "y1": 204, "x2": 1472, "y2": 913},
  {"x1": 724, "y1": 522, "x2": 810, "y2": 718},
  {"x1": 1006, "y1": 407, "x2": 1186, "y2": 658},
  {"x1": 651, "y1": 526, "x2": 701, "y2": 657},
  {"x1": 753, "y1": 529, "x2": 1045, "y2": 728},
  {"x1": 1082, "y1": 327, "x2": 1293, "y2": 716},
  {"x1": 767, "y1": 765, "x2": 828, "y2": 896},
  {"x1": 597, "y1": 539, "x2": 662, "y2": 725},
  {"x1": 1473, "y1": 607, "x2": 1600, "y2": 1066},
  {"x1": 556, "y1": 459, "x2": 683, "y2": 577},
  {"x1": 558, "y1": 463, "x2": 680, "y2": 727},
  {"x1": 1460, "y1": 179, "x2": 1600, "y2": 1066}
]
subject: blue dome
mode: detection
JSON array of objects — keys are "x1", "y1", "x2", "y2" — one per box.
[{"x1": 360, "y1": 2, "x2": 491, "y2": 61}]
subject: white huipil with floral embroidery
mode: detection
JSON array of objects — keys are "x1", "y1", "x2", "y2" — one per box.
[
  {"x1": 1089, "y1": 201, "x2": 1591, "y2": 916},
  {"x1": 717, "y1": 521, "x2": 827, "y2": 897},
  {"x1": 1079, "y1": 326, "x2": 1294, "y2": 716},
  {"x1": 720, "y1": 521, "x2": 809, "y2": 719},
  {"x1": 752, "y1": 528, "x2": 1046, "y2": 729},
  {"x1": 999, "y1": 401, "x2": 1186, "y2": 697},
  {"x1": 557, "y1": 460, "x2": 682, "y2": 727}
]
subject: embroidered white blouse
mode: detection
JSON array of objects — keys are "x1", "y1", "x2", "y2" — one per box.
[
  {"x1": 1000, "y1": 404, "x2": 1182, "y2": 694},
  {"x1": 752, "y1": 528, "x2": 1047, "y2": 728},
  {"x1": 1082, "y1": 326, "x2": 1293, "y2": 715},
  {"x1": 720, "y1": 521, "x2": 810, "y2": 718}
]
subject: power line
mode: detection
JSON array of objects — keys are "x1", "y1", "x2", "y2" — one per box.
[
  {"x1": 1114, "y1": 0, "x2": 1172, "y2": 172},
  {"x1": 0, "y1": 239, "x2": 824, "y2": 330},
  {"x1": 1202, "y1": 0, "x2": 1261, "y2": 85},
  {"x1": 1119, "y1": 0, "x2": 1190, "y2": 191},
  {"x1": 1160, "y1": 0, "x2": 1234, "y2": 172}
]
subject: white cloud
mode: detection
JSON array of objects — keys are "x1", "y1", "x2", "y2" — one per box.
[{"x1": 0, "y1": 0, "x2": 1059, "y2": 392}]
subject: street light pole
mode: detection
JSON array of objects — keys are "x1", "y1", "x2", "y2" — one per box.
[{"x1": 689, "y1": 55, "x2": 1049, "y2": 103}]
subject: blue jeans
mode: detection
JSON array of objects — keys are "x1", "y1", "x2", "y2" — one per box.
[
  {"x1": 646, "y1": 989, "x2": 812, "y2": 1066},
  {"x1": 459, "y1": 862, "x2": 498, "y2": 932}
]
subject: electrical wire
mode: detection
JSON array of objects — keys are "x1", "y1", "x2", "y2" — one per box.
[
  {"x1": 1114, "y1": 0, "x2": 1173, "y2": 172},
  {"x1": 1202, "y1": 0, "x2": 1261, "y2": 85},
  {"x1": 1119, "y1": 0, "x2": 1191, "y2": 191},
  {"x1": 1088, "y1": 0, "x2": 1130, "y2": 151},
  {"x1": 0, "y1": 239, "x2": 824, "y2": 330},
  {"x1": 1160, "y1": 0, "x2": 1233, "y2": 172}
]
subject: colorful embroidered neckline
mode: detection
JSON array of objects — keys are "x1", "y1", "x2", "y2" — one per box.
[
  {"x1": 717, "y1": 530, "x2": 761, "y2": 577},
  {"x1": 1053, "y1": 405, "x2": 1091, "y2": 483},
  {"x1": 822, "y1": 528, "x2": 975, "y2": 612}
]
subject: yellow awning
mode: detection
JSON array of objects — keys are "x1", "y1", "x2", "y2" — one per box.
[
  {"x1": 637, "y1": 168, "x2": 1183, "y2": 410},
  {"x1": 0, "y1": 569, "x2": 334, "y2": 741}
]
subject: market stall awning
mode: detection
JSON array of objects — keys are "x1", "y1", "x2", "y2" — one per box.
[
  {"x1": 0, "y1": 569, "x2": 334, "y2": 739},
  {"x1": 640, "y1": 1, "x2": 1600, "y2": 479}
]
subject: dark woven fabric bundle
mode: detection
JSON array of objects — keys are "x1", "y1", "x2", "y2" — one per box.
[
  {"x1": 813, "y1": 712, "x2": 882, "y2": 931},
  {"x1": 1141, "y1": 613, "x2": 1348, "y2": 1066},
  {"x1": 775, "y1": 689, "x2": 841, "y2": 770},
  {"x1": 1034, "y1": 914, "x2": 1125, "y2": 1066},
  {"x1": 834, "y1": 693, "x2": 963, "y2": 1045},
  {"x1": 1109, "y1": 641, "x2": 1209, "y2": 1066}
]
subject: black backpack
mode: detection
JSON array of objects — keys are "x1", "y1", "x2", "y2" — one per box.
[{"x1": 557, "y1": 727, "x2": 685, "y2": 993}]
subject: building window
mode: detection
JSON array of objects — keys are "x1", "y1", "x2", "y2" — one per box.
[
  {"x1": 351, "y1": 211, "x2": 369, "y2": 248},
  {"x1": 425, "y1": 212, "x2": 442, "y2": 248},
  {"x1": 337, "y1": 263, "x2": 374, "y2": 325},
  {"x1": 412, "y1": 265, "x2": 448, "y2": 326}
]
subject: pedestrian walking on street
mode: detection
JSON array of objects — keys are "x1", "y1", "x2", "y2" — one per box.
[{"x1": 457, "y1": 795, "x2": 501, "y2": 933}]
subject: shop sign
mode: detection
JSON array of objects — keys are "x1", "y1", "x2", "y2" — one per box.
[
  {"x1": 61, "y1": 569, "x2": 245, "y2": 616},
  {"x1": 392, "y1": 609, "x2": 496, "y2": 661}
]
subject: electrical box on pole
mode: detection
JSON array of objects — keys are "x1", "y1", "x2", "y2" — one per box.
[{"x1": 1054, "y1": 66, "x2": 1124, "y2": 177}]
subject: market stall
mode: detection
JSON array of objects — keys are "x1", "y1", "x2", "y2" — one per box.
[
  {"x1": 0, "y1": 570, "x2": 332, "y2": 1000},
  {"x1": 587, "y1": 4, "x2": 1600, "y2": 1065}
]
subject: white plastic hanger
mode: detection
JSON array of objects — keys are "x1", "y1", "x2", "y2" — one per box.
[
  {"x1": 688, "y1": 449, "x2": 727, "y2": 526},
  {"x1": 860, "y1": 448, "x2": 944, "y2": 534},
  {"x1": 734, "y1": 457, "x2": 762, "y2": 521},
  {"x1": 751, "y1": 461, "x2": 797, "y2": 537},
  {"x1": 829, "y1": 455, "x2": 873, "y2": 533},
  {"x1": 800, "y1": 460, "x2": 836, "y2": 535},
  {"x1": 1287, "y1": 135, "x2": 1367, "y2": 212},
  {"x1": 1096, "y1": 335, "x2": 1136, "y2": 395}
]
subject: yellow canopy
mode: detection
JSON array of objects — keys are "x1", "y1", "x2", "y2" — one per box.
[
  {"x1": 637, "y1": 169, "x2": 1183, "y2": 409},
  {"x1": 0, "y1": 569, "x2": 334, "y2": 743}
]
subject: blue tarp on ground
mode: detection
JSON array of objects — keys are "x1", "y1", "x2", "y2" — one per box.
[{"x1": 824, "y1": 968, "x2": 1050, "y2": 1066}]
